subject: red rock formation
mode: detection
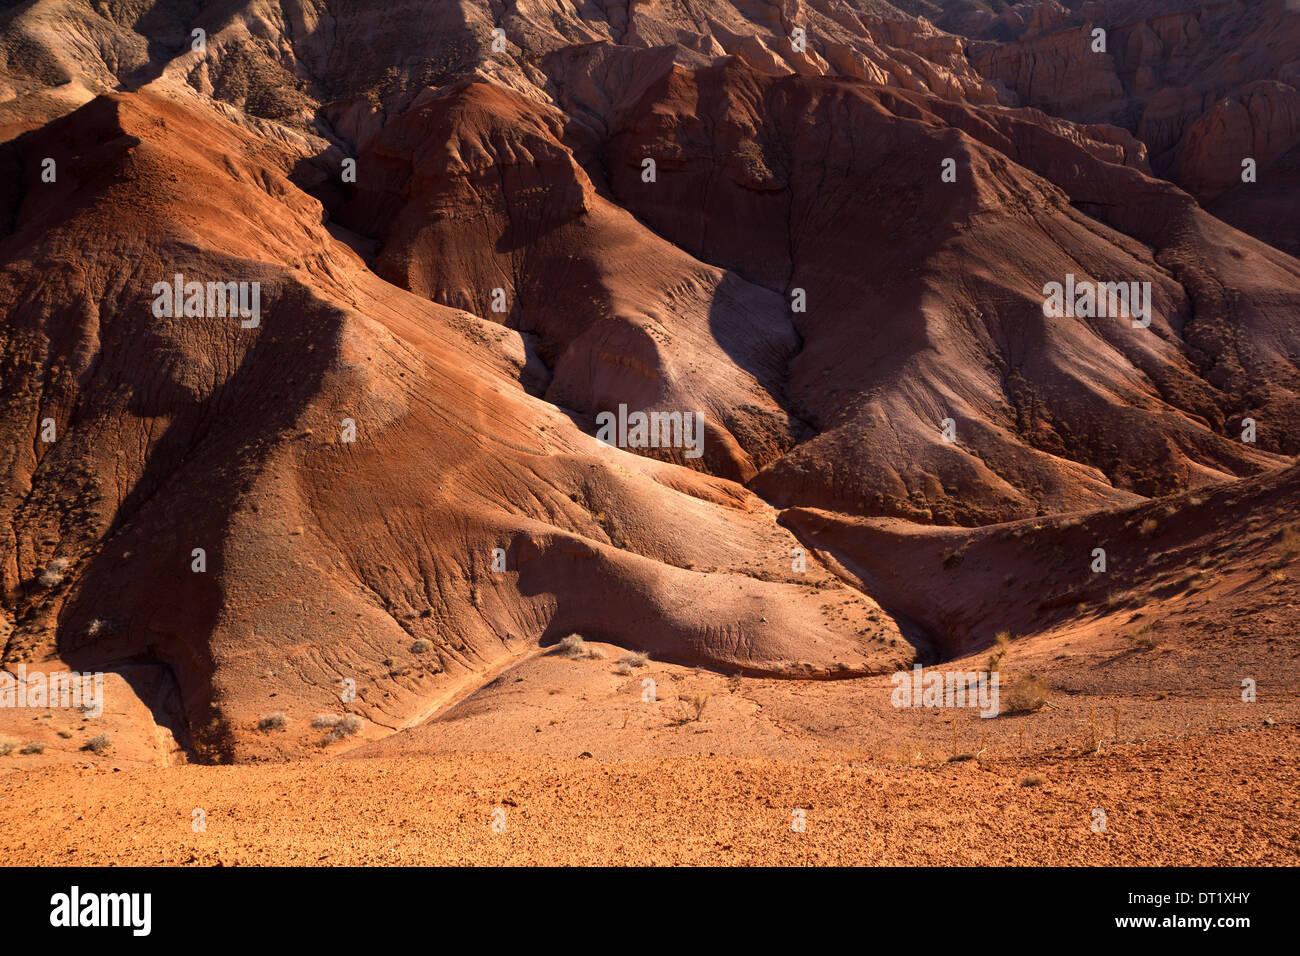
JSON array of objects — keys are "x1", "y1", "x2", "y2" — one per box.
[
  {"x1": 0, "y1": 1, "x2": 1296, "y2": 761},
  {"x1": 1, "y1": 90, "x2": 906, "y2": 758},
  {"x1": 958, "y1": 0, "x2": 1300, "y2": 251}
]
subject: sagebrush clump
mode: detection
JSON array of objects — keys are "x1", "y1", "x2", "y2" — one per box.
[
  {"x1": 323, "y1": 714, "x2": 363, "y2": 744},
  {"x1": 1002, "y1": 674, "x2": 1048, "y2": 714},
  {"x1": 258, "y1": 712, "x2": 288, "y2": 732},
  {"x1": 38, "y1": 557, "x2": 69, "y2": 588},
  {"x1": 621, "y1": 651, "x2": 650, "y2": 669},
  {"x1": 555, "y1": 634, "x2": 605, "y2": 659}
]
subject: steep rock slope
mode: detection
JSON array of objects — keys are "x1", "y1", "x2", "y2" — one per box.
[
  {"x1": 0, "y1": 89, "x2": 906, "y2": 759},
  {"x1": 955, "y1": 0, "x2": 1300, "y2": 253}
]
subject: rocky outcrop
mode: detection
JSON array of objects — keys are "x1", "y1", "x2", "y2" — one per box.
[{"x1": 958, "y1": 0, "x2": 1300, "y2": 252}]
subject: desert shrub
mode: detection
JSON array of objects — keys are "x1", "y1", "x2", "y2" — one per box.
[
  {"x1": 615, "y1": 662, "x2": 634, "y2": 676},
  {"x1": 1278, "y1": 524, "x2": 1300, "y2": 561},
  {"x1": 337, "y1": 714, "x2": 362, "y2": 735},
  {"x1": 690, "y1": 692, "x2": 710, "y2": 721},
  {"x1": 557, "y1": 634, "x2": 587, "y2": 657},
  {"x1": 258, "y1": 712, "x2": 288, "y2": 732},
  {"x1": 1131, "y1": 624, "x2": 1158, "y2": 650},
  {"x1": 554, "y1": 634, "x2": 606, "y2": 660},
  {"x1": 82, "y1": 734, "x2": 111, "y2": 754},
  {"x1": 1082, "y1": 709, "x2": 1104, "y2": 753},
  {"x1": 1138, "y1": 517, "x2": 1158, "y2": 536},
  {"x1": 38, "y1": 558, "x2": 69, "y2": 588},
  {"x1": 21, "y1": 741, "x2": 46, "y2": 755},
  {"x1": 192, "y1": 716, "x2": 236, "y2": 765},
  {"x1": 1020, "y1": 774, "x2": 1044, "y2": 787},
  {"x1": 324, "y1": 714, "x2": 363, "y2": 744},
  {"x1": 410, "y1": 639, "x2": 432, "y2": 654},
  {"x1": 987, "y1": 631, "x2": 1010, "y2": 672},
  {"x1": 1002, "y1": 674, "x2": 1048, "y2": 714},
  {"x1": 312, "y1": 714, "x2": 341, "y2": 729},
  {"x1": 621, "y1": 651, "x2": 649, "y2": 669}
]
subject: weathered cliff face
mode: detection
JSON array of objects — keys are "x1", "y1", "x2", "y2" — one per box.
[
  {"x1": 955, "y1": 0, "x2": 1300, "y2": 253},
  {"x1": 0, "y1": 1, "x2": 1296, "y2": 759}
]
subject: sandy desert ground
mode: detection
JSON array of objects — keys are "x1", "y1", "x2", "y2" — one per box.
[{"x1": 4, "y1": 562, "x2": 1298, "y2": 865}]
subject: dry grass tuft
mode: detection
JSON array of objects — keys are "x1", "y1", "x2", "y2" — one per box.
[
  {"x1": 1131, "y1": 623, "x2": 1158, "y2": 650},
  {"x1": 690, "y1": 692, "x2": 710, "y2": 722},
  {"x1": 556, "y1": 634, "x2": 605, "y2": 660},
  {"x1": 1001, "y1": 674, "x2": 1048, "y2": 714},
  {"x1": 620, "y1": 651, "x2": 650, "y2": 669},
  {"x1": 987, "y1": 631, "x2": 1010, "y2": 672}
]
